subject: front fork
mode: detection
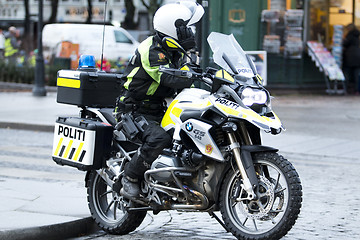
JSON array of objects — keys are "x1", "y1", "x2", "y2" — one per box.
[{"x1": 224, "y1": 122, "x2": 259, "y2": 200}]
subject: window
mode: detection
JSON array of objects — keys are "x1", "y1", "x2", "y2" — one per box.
[
  {"x1": 309, "y1": 0, "x2": 327, "y2": 42},
  {"x1": 114, "y1": 30, "x2": 132, "y2": 43},
  {"x1": 309, "y1": 0, "x2": 354, "y2": 45},
  {"x1": 329, "y1": 0, "x2": 353, "y2": 27},
  {"x1": 355, "y1": 0, "x2": 360, "y2": 27}
]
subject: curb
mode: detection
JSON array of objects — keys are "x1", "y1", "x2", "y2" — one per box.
[
  {"x1": 0, "y1": 122, "x2": 100, "y2": 240},
  {"x1": 0, "y1": 122, "x2": 54, "y2": 132},
  {"x1": 0, "y1": 82, "x2": 57, "y2": 92},
  {"x1": 0, "y1": 217, "x2": 99, "y2": 240}
]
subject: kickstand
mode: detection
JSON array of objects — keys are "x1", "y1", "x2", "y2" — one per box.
[{"x1": 208, "y1": 211, "x2": 230, "y2": 233}]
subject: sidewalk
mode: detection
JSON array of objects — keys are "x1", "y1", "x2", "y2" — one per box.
[
  {"x1": 0, "y1": 88, "x2": 360, "y2": 239},
  {"x1": 0, "y1": 90, "x2": 99, "y2": 240}
]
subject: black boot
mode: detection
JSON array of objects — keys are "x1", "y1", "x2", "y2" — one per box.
[{"x1": 120, "y1": 151, "x2": 149, "y2": 199}]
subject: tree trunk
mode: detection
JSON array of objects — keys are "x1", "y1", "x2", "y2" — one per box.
[
  {"x1": 140, "y1": 0, "x2": 163, "y2": 31},
  {"x1": 122, "y1": 0, "x2": 137, "y2": 29},
  {"x1": 48, "y1": 0, "x2": 59, "y2": 24},
  {"x1": 86, "y1": 0, "x2": 93, "y2": 24},
  {"x1": 23, "y1": 0, "x2": 32, "y2": 56}
]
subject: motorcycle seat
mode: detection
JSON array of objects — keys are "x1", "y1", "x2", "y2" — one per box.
[{"x1": 99, "y1": 108, "x2": 117, "y2": 126}]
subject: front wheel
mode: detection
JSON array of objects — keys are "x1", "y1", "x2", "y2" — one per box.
[
  {"x1": 87, "y1": 170, "x2": 146, "y2": 235},
  {"x1": 219, "y1": 152, "x2": 302, "y2": 240}
]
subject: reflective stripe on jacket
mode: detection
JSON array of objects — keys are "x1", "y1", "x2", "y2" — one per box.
[
  {"x1": 4, "y1": 38, "x2": 18, "y2": 57},
  {"x1": 121, "y1": 35, "x2": 193, "y2": 103}
]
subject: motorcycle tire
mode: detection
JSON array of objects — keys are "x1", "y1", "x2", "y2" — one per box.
[
  {"x1": 219, "y1": 152, "x2": 302, "y2": 240},
  {"x1": 87, "y1": 170, "x2": 146, "y2": 235}
]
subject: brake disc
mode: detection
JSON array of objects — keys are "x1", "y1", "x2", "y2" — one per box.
[
  {"x1": 238, "y1": 175, "x2": 275, "y2": 220},
  {"x1": 261, "y1": 177, "x2": 285, "y2": 220}
]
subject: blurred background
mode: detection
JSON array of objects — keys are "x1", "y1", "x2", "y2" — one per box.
[{"x1": 0, "y1": 0, "x2": 358, "y2": 93}]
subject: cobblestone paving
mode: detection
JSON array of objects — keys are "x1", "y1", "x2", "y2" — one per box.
[
  {"x1": 75, "y1": 156, "x2": 360, "y2": 240},
  {"x1": 2, "y1": 94, "x2": 359, "y2": 239}
]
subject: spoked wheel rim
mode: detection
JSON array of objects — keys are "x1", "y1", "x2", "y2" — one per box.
[
  {"x1": 225, "y1": 160, "x2": 289, "y2": 235},
  {"x1": 92, "y1": 173, "x2": 128, "y2": 224}
]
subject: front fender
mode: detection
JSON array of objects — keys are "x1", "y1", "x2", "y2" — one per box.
[{"x1": 241, "y1": 145, "x2": 278, "y2": 153}]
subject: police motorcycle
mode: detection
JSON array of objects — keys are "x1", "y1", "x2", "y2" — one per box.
[{"x1": 52, "y1": 32, "x2": 302, "y2": 240}]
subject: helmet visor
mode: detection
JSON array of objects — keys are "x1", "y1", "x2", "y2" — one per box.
[{"x1": 178, "y1": 1, "x2": 205, "y2": 26}]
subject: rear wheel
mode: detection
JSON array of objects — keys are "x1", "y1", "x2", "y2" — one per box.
[
  {"x1": 219, "y1": 152, "x2": 302, "y2": 240},
  {"x1": 87, "y1": 170, "x2": 146, "y2": 235}
]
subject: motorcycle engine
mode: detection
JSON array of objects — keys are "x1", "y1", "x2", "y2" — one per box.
[
  {"x1": 150, "y1": 154, "x2": 181, "y2": 182},
  {"x1": 180, "y1": 149, "x2": 203, "y2": 167}
]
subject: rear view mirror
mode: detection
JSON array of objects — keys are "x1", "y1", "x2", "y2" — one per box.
[{"x1": 162, "y1": 37, "x2": 186, "y2": 53}]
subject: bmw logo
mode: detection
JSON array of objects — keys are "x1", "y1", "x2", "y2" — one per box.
[{"x1": 185, "y1": 122, "x2": 193, "y2": 132}]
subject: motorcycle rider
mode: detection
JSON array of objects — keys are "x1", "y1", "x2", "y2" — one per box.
[
  {"x1": 117, "y1": 1, "x2": 204, "y2": 199},
  {"x1": 4, "y1": 26, "x2": 21, "y2": 64}
]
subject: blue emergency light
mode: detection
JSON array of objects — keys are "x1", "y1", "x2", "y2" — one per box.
[{"x1": 78, "y1": 55, "x2": 96, "y2": 69}]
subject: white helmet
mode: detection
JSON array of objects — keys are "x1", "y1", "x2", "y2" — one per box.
[{"x1": 153, "y1": 1, "x2": 205, "y2": 40}]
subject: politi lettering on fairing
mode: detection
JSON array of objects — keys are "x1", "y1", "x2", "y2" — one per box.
[
  {"x1": 237, "y1": 68, "x2": 253, "y2": 74},
  {"x1": 58, "y1": 125, "x2": 85, "y2": 141},
  {"x1": 215, "y1": 98, "x2": 241, "y2": 110}
]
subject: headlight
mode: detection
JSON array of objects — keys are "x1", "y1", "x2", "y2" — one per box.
[{"x1": 241, "y1": 87, "x2": 268, "y2": 106}]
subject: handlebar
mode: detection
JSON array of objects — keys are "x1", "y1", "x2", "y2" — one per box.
[
  {"x1": 159, "y1": 65, "x2": 213, "y2": 86},
  {"x1": 158, "y1": 66, "x2": 198, "y2": 78},
  {"x1": 159, "y1": 65, "x2": 205, "y2": 80},
  {"x1": 202, "y1": 77, "x2": 213, "y2": 87}
]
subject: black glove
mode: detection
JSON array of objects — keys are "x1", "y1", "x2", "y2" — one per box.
[{"x1": 176, "y1": 19, "x2": 196, "y2": 51}]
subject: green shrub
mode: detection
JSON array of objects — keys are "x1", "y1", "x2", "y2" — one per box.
[
  {"x1": 46, "y1": 64, "x2": 64, "y2": 86},
  {"x1": 0, "y1": 60, "x2": 35, "y2": 84}
]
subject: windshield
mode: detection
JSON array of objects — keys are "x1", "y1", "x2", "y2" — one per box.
[{"x1": 207, "y1": 32, "x2": 255, "y2": 79}]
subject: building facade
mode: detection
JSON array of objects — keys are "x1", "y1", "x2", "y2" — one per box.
[
  {"x1": 209, "y1": 0, "x2": 360, "y2": 89},
  {"x1": 0, "y1": 0, "x2": 126, "y2": 26}
]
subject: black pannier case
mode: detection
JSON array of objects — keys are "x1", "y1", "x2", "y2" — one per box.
[
  {"x1": 56, "y1": 70, "x2": 124, "y2": 107},
  {"x1": 52, "y1": 117, "x2": 113, "y2": 171}
]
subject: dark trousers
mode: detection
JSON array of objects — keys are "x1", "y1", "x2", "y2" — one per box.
[
  {"x1": 124, "y1": 117, "x2": 172, "y2": 180},
  {"x1": 343, "y1": 66, "x2": 360, "y2": 93}
]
